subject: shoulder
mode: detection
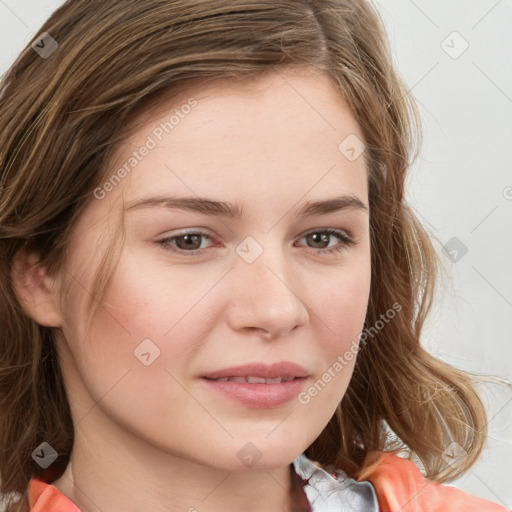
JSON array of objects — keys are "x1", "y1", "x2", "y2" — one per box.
[{"x1": 358, "y1": 451, "x2": 509, "y2": 512}]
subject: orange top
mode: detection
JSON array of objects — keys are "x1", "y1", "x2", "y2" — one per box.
[
  {"x1": 29, "y1": 475, "x2": 80, "y2": 512},
  {"x1": 28, "y1": 452, "x2": 508, "y2": 512},
  {"x1": 357, "y1": 451, "x2": 508, "y2": 512}
]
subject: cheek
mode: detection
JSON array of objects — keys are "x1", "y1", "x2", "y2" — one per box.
[
  {"x1": 59, "y1": 254, "x2": 209, "y2": 434},
  {"x1": 75, "y1": 250, "x2": 237, "y2": 414},
  {"x1": 303, "y1": 262, "x2": 370, "y2": 405},
  {"x1": 92, "y1": 249, "x2": 209, "y2": 339},
  {"x1": 312, "y1": 264, "x2": 371, "y2": 345},
  {"x1": 62, "y1": 252, "x2": 205, "y2": 392}
]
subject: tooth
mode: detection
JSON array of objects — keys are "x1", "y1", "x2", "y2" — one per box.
[
  {"x1": 265, "y1": 377, "x2": 283, "y2": 383},
  {"x1": 228, "y1": 376, "x2": 247, "y2": 382},
  {"x1": 215, "y1": 377, "x2": 228, "y2": 382},
  {"x1": 247, "y1": 376, "x2": 267, "y2": 383}
]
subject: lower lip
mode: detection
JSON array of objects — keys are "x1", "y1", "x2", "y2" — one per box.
[{"x1": 200, "y1": 377, "x2": 308, "y2": 408}]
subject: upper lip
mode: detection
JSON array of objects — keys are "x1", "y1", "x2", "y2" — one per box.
[{"x1": 202, "y1": 361, "x2": 309, "y2": 380}]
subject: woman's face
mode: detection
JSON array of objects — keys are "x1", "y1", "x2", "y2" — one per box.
[{"x1": 53, "y1": 67, "x2": 371, "y2": 470}]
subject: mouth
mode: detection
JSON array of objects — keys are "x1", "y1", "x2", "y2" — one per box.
[{"x1": 199, "y1": 361, "x2": 310, "y2": 408}]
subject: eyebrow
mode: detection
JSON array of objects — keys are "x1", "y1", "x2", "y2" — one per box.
[{"x1": 124, "y1": 194, "x2": 368, "y2": 218}]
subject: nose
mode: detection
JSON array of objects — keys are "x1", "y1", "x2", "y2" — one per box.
[{"x1": 226, "y1": 242, "x2": 310, "y2": 340}]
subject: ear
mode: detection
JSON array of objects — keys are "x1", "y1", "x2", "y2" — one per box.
[{"x1": 11, "y1": 248, "x2": 64, "y2": 327}]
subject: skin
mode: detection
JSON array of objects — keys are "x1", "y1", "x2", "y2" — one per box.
[{"x1": 13, "y1": 67, "x2": 371, "y2": 512}]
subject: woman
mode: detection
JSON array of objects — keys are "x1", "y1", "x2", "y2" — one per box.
[{"x1": 0, "y1": 1, "x2": 507, "y2": 511}]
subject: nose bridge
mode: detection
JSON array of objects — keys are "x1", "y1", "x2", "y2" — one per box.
[
  {"x1": 237, "y1": 233, "x2": 291, "y2": 296},
  {"x1": 228, "y1": 234, "x2": 309, "y2": 336}
]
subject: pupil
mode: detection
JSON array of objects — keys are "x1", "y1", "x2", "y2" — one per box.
[
  {"x1": 180, "y1": 234, "x2": 200, "y2": 249},
  {"x1": 311, "y1": 233, "x2": 328, "y2": 248}
]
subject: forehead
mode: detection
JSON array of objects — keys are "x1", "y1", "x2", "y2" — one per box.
[{"x1": 105, "y1": 68, "x2": 368, "y2": 214}]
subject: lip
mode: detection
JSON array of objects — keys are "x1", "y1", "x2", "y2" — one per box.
[
  {"x1": 200, "y1": 361, "x2": 310, "y2": 409},
  {"x1": 200, "y1": 377, "x2": 308, "y2": 408},
  {"x1": 201, "y1": 361, "x2": 309, "y2": 380}
]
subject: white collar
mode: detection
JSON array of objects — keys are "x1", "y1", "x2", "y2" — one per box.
[{"x1": 291, "y1": 453, "x2": 379, "y2": 511}]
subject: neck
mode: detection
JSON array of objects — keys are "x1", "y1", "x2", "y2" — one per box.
[{"x1": 51, "y1": 416, "x2": 310, "y2": 512}]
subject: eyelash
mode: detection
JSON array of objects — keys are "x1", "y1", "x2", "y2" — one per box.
[{"x1": 157, "y1": 228, "x2": 356, "y2": 257}]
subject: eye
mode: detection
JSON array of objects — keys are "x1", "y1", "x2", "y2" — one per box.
[
  {"x1": 294, "y1": 228, "x2": 356, "y2": 255},
  {"x1": 158, "y1": 230, "x2": 216, "y2": 254},
  {"x1": 157, "y1": 228, "x2": 355, "y2": 256}
]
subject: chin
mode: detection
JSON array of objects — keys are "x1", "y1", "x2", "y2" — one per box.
[
  {"x1": 193, "y1": 440, "x2": 302, "y2": 472},
  {"x1": 237, "y1": 440, "x2": 306, "y2": 470}
]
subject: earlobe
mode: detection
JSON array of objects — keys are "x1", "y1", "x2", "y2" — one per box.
[{"x1": 11, "y1": 248, "x2": 64, "y2": 328}]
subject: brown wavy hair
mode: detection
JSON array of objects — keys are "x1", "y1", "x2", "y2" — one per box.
[{"x1": 0, "y1": 1, "x2": 503, "y2": 510}]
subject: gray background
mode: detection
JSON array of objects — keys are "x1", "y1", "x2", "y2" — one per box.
[{"x1": 1, "y1": 0, "x2": 511, "y2": 507}]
